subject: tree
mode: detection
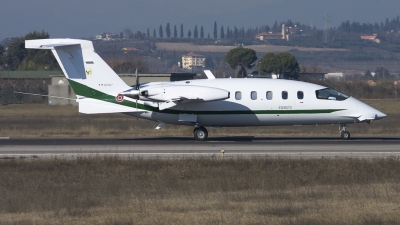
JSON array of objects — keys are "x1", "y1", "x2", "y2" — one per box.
[
  {"x1": 204, "y1": 56, "x2": 214, "y2": 69},
  {"x1": 124, "y1": 28, "x2": 133, "y2": 38},
  {"x1": 258, "y1": 52, "x2": 300, "y2": 79},
  {"x1": 225, "y1": 48, "x2": 257, "y2": 78},
  {"x1": 147, "y1": 28, "x2": 150, "y2": 38},
  {"x1": 159, "y1": 25, "x2": 163, "y2": 38},
  {"x1": 0, "y1": 44, "x2": 4, "y2": 66},
  {"x1": 375, "y1": 66, "x2": 390, "y2": 79},
  {"x1": 234, "y1": 26, "x2": 238, "y2": 40},
  {"x1": 365, "y1": 70, "x2": 373, "y2": 79},
  {"x1": 258, "y1": 52, "x2": 276, "y2": 75},
  {"x1": 214, "y1": 21, "x2": 218, "y2": 39},
  {"x1": 174, "y1": 25, "x2": 177, "y2": 38},
  {"x1": 194, "y1": 25, "x2": 198, "y2": 38},
  {"x1": 200, "y1": 26, "x2": 204, "y2": 38},
  {"x1": 153, "y1": 29, "x2": 156, "y2": 38},
  {"x1": 220, "y1": 25, "x2": 225, "y2": 39},
  {"x1": 180, "y1": 24, "x2": 184, "y2": 38},
  {"x1": 5, "y1": 30, "x2": 59, "y2": 71},
  {"x1": 134, "y1": 31, "x2": 144, "y2": 39},
  {"x1": 188, "y1": 30, "x2": 192, "y2": 38},
  {"x1": 166, "y1": 23, "x2": 171, "y2": 38},
  {"x1": 120, "y1": 32, "x2": 124, "y2": 39},
  {"x1": 111, "y1": 57, "x2": 149, "y2": 74},
  {"x1": 272, "y1": 21, "x2": 279, "y2": 32}
]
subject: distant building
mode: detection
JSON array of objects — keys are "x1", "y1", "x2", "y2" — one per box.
[
  {"x1": 326, "y1": 70, "x2": 364, "y2": 80},
  {"x1": 104, "y1": 32, "x2": 118, "y2": 41},
  {"x1": 360, "y1": 34, "x2": 380, "y2": 43},
  {"x1": 182, "y1": 52, "x2": 206, "y2": 70},
  {"x1": 95, "y1": 32, "x2": 119, "y2": 41},
  {"x1": 255, "y1": 32, "x2": 283, "y2": 41},
  {"x1": 256, "y1": 24, "x2": 299, "y2": 41},
  {"x1": 122, "y1": 47, "x2": 141, "y2": 54},
  {"x1": 325, "y1": 72, "x2": 345, "y2": 80}
]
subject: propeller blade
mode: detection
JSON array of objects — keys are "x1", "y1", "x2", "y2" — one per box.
[
  {"x1": 135, "y1": 68, "x2": 139, "y2": 90},
  {"x1": 136, "y1": 99, "x2": 138, "y2": 120},
  {"x1": 135, "y1": 69, "x2": 139, "y2": 120}
]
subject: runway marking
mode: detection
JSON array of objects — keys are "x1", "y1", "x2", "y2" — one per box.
[
  {"x1": 0, "y1": 137, "x2": 10, "y2": 139},
  {"x1": 1, "y1": 152, "x2": 400, "y2": 158}
]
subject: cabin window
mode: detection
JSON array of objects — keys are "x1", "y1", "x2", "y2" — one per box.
[
  {"x1": 297, "y1": 91, "x2": 304, "y2": 99},
  {"x1": 266, "y1": 91, "x2": 273, "y2": 100},
  {"x1": 235, "y1": 91, "x2": 242, "y2": 100},
  {"x1": 315, "y1": 88, "x2": 349, "y2": 101},
  {"x1": 282, "y1": 91, "x2": 288, "y2": 100},
  {"x1": 251, "y1": 91, "x2": 257, "y2": 100}
]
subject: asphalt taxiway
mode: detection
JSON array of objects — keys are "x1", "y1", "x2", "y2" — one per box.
[{"x1": 0, "y1": 136, "x2": 400, "y2": 158}]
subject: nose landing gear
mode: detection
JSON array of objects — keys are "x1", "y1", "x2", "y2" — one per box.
[
  {"x1": 193, "y1": 125, "x2": 208, "y2": 141},
  {"x1": 339, "y1": 123, "x2": 350, "y2": 140}
]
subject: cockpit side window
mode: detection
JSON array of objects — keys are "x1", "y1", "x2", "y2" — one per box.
[{"x1": 315, "y1": 88, "x2": 349, "y2": 101}]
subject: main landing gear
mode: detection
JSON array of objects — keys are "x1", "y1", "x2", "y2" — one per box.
[
  {"x1": 339, "y1": 123, "x2": 350, "y2": 140},
  {"x1": 193, "y1": 125, "x2": 208, "y2": 141}
]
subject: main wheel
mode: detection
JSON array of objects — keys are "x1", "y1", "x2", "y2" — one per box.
[
  {"x1": 341, "y1": 131, "x2": 350, "y2": 140},
  {"x1": 194, "y1": 126, "x2": 208, "y2": 141}
]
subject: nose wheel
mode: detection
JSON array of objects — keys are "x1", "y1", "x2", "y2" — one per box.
[
  {"x1": 339, "y1": 123, "x2": 350, "y2": 140},
  {"x1": 193, "y1": 126, "x2": 208, "y2": 141}
]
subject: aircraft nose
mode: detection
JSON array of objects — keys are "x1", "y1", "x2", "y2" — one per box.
[
  {"x1": 355, "y1": 99, "x2": 387, "y2": 122},
  {"x1": 375, "y1": 111, "x2": 387, "y2": 120}
]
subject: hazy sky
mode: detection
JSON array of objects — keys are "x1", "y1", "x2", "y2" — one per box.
[{"x1": 1, "y1": 0, "x2": 399, "y2": 39}]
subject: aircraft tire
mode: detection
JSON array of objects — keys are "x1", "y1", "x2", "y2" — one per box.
[
  {"x1": 341, "y1": 131, "x2": 350, "y2": 140},
  {"x1": 194, "y1": 127, "x2": 208, "y2": 141}
]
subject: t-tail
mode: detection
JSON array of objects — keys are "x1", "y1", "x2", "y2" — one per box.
[{"x1": 25, "y1": 39, "x2": 136, "y2": 114}]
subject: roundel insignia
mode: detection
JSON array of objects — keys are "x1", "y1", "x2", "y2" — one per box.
[{"x1": 116, "y1": 94, "x2": 124, "y2": 102}]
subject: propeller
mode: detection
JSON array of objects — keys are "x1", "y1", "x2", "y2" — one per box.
[
  {"x1": 135, "y1": 68, "x2": 139, "y2": 93},
  {"x1": 121, "y1": 68, "x2": 140, "y2": 122},
  {"x1": 135, "y1": 68, "x2": 139, "y2": 120}
]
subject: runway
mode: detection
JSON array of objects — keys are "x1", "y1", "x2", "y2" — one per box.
[{"x1": 0, "y1": 136, "x2": 400, "y2": 158}]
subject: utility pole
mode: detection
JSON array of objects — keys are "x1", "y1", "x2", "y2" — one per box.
[{"x1": 323, "y1": 12, "x2": 331, "y2": 43}]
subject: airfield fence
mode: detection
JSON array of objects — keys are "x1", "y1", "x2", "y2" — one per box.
[{"x1": 0, "y1": 78, "x2": 50, "y2": 105}]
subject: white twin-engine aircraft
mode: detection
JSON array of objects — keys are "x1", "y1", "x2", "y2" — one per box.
[{"x1": 26, "y1": 39, "x2": 386, "y2": 141}]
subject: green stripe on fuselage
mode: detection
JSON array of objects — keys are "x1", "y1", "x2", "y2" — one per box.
[{"x1": 68, "y1": 79, "x2": 344, "y2": 115}]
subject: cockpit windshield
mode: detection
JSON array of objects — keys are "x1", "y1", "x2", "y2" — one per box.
[{"x1": 315, "y1": 88, "x2": 349, "y2": 101}]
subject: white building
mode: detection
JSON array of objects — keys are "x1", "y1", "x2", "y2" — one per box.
[{"x1": 182, "y1": 52, "x2": 206, "y2": 70}]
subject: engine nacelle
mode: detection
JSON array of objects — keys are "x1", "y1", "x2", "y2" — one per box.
[{"x1": 140, "y1": 85, "x2": 230, "y2": 102}]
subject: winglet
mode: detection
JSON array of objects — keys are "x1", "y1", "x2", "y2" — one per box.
[{"x1": 204, "y1": 70, "x2": 216, "y2": 79}]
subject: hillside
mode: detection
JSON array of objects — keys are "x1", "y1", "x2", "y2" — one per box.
[{"x1": 155, "y1": 42, "x2": 346, "y2": 53}]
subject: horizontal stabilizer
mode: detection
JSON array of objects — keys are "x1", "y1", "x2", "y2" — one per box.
[
  {"x1": 25, "y1": 39, "x2": 92, "y2": 50},
  {"x1": 77, "y1": 98, "x2": 139, "y2": 114}
]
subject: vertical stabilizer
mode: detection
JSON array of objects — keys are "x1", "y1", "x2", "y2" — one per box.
[{"x1": 25, "y1": 39, "x2": 130, "y2": 98}]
